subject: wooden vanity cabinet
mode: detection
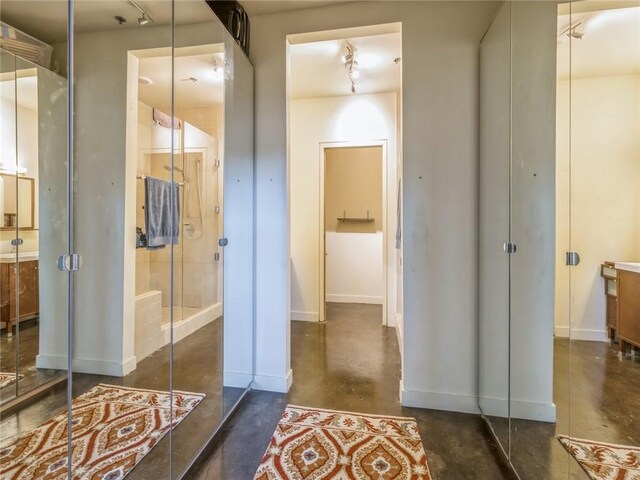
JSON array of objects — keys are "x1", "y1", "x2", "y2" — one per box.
[
  {"x1": 0, "y1": 260, "x2": 39, "y2": 336},
  {"x1": 601, "y1": 262, "x2": 618, "y2": 340},
  {"x1": 617, "y1": 268, "x2": 640, "y2": 351}
]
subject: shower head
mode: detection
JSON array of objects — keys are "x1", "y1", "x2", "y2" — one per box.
[{"x1": 163, "y1": 165, "x2": 184, "y2": 174}]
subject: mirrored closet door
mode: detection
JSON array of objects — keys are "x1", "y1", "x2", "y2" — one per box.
[
  {"x1": 480, "y1": 1, "x2": 640, "y2": 479},
  {"x1": 0, "y1": 1, "x2": 255, "y2": 478},
  {"x1": 565, "y1": 2, "x2": 640, "y2": 479}
]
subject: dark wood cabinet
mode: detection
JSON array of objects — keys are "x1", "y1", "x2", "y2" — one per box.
[
  {"x1": 0, "y1": 260, "x2": 39, "y2": 336},
  {"x1": 618, "y1": 268, "x2": 640, "y2": 351},
  {"x1": 601, "y1": 262, "x2": 618, "y2": 340}
]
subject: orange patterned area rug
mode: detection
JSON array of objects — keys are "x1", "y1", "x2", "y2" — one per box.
[
  {"x1": 558, "y1": 435, "x2": 640, "y2": 480},
  {"x1": 0, "y1": 373, "x2": 22, "y2": 389},
  {"x1": 0, "y1": 383, "x2": 204, "y2": 479},
  {"x1": 254, "y1": 405, "x2": 432, "y2": 479}
]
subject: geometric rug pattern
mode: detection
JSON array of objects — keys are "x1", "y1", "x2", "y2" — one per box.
[
  {"x1": 0, "y1": 372, "x2": 22, "y2": 389},
  {"x1": 254, "y1": 405, "x2": 432, "y2": 479},
  {"x1": 558, "y1": 435, "x2": 640, "y2": 480},
  {"x1": 0, "y1": 383, "x2": 204, "y2": 480}
]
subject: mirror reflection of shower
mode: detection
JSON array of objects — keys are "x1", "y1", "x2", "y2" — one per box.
[{"x1": 163, "y1": 160, "x2": 203, "y2": 239}]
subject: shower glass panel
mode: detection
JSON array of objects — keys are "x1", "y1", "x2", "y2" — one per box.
[
  {"x1": 567, "y1": 2, "x2": 640, "y2": 479},
  {"x1": 0, "y1": 50, "x2": 19, "y2": 405},
  {"x1": 171, "y1": 2, "x2": 227, "y2": 477},
  {"x1": 478, "y1": 0, "x2": 512, "y2": 456}
]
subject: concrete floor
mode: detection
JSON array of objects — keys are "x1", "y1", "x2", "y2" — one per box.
[
  {"x1": 0, "y1": 317, "x2": 244, "y2": 479},
  {"x1": 189, "y1": 303, "x2": 513, "y2": 480},
  {"x1": 0, "y1": 319, "x2": 65, "y2": 401},
  {"x1": 3, "y1": 303, "x2": 638, "y2": 479},
  {"x1": 509, "y1": 338, "x2": 640, "y2": 480}
]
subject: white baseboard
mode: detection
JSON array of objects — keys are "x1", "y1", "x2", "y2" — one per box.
[
  {"x1": 555, "y1": 325, "x2": 608, "y2": 342},
  {"x1": 480, "y1": 396, "x2": 556, "y2": 422},
  {"x1": 224, "y1": 371, "x2": 254, "y2": 389},
  {"x1": 400, "y1": 382, "x2": 480, "y2": 414},
  {"x1": 326, "y1": 294, "x2": 383, "y2": 305},
  {"x1": 253, "y1": 369, "x2": 293, "y2": 393},
  {"x1": 36, "y1": 354, "x2": 137, "y2": 377},
  {"x1": 291, "y1": 311, "x2": 319, "y2": 322}
]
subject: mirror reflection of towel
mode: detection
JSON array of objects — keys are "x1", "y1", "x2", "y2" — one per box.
[{"x1": 144, "y1": 177, "x2": 180, "y2": 249}]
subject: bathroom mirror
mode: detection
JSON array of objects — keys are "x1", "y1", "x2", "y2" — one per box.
[{"x1": 0, "y1": 175, "x2": 34, "y2": 230}]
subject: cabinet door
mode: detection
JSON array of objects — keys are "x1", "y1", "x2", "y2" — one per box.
[
  {"x1": 0, "y1": 264, "x2": 9, "y2": 323},
  {"x1": 17, "y1": 261, "x2": 38, "y2": 319}
]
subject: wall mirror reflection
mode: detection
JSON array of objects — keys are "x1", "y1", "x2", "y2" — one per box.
[
  {"x1": 479, "y1": 1, "x2": 640, "y2": 479},
  {"x1": 0, "y1": 47, "x2": 67, "y2": 411},
  {"x1": 0, "y1": 1, "x2": 254, "y2": 479},
  {"x1": 0, "y1": 175, "x2": 35, "y2": 230}
]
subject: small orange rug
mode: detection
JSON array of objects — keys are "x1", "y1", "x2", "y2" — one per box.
[
  {"x1": 559, "y1": 435, "x2": 640, "y2": 480},
  {"x1": 254, "y1": 405, "x2": 432, "y2": 479},
  {"x1": 0, "y1": 383, "x2": 204, "y2": 479}
]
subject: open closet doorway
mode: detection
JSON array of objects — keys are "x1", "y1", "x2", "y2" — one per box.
[
  {"x1": 287, "y1": 22, "x2": 403, "y2": 337},
  {"x1": 320, "y1": 142, "x2": 387, "y2": 324}
]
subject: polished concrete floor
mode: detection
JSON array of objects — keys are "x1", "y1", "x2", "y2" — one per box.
[
  {"x1": 0, "y1": 317, "x2": 244, "y2": 479},
  {"x1": 190, "y1": 303, "x2": 513, "y2": 480},
  {"x1": 509, "y1": 338, "x2": 640, "y2": 480},
  {"x1": 0, "y1": 319, "x2": 65, "y2": 402}
]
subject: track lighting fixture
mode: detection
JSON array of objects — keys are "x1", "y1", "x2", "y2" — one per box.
[
  {"x1": 128, "y1": 0, "x2": 153, "y2": 26},
  {"x1": 343, "y1": 43, "x2": 359, "y2": 95},
  {"x1": 558, "y1": 21, "x2": 585, "y2": 40}
]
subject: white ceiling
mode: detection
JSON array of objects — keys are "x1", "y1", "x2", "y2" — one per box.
[
  {"x1": 557, "y1": 5, "x2": 640, "y2": 80},
  {"x1": 242, "y1": 1, "x2": 353, "y2": 16},
  {"x1": 138, "y1": 51, "x2": 225, "y2": 108},
  {"x1": 290, "y1": 32, "x2": 401, "y2": 99},
  {"x1": 0, "y1": 1, "x2": 213, "y2": 45}
]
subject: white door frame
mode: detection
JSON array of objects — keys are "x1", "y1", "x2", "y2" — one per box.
[{"x1": 318, "y1": 139, "x2": 389, "y2": 325}]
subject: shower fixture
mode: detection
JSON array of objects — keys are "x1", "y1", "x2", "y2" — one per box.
[
  {"x1": 127, "y1": 0, "x2": 154, "y2": 25},
  {"x1": 163, "y1": 165, "x2": 184, "y2": 175},
  {"x1": 342, "y1": 43, "x2": 359, "y2": 95}
]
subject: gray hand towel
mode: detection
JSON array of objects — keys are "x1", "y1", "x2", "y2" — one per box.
[{"x1": 144, "y1": 176, "x2": 180, "y2": 248}]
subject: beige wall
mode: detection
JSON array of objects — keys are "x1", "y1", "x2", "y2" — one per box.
[
  {"x1": 325, "y1": 146, "x2": 382, "y2": 234},
  {"x1": 555, "y1": 74, "x2": 640, "y2": 340}
]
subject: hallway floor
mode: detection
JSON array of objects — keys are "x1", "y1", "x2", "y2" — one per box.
[{"x1": 190, "y1": 303, "x2": 512, "y2": 479}]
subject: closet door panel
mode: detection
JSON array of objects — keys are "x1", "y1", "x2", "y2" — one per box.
[
  {"x1": 509, "y1": 2, "x2": 569, "y2": 478},
  {"x1": 478, "y1": 1, "x2": 512, "y2": 455}
]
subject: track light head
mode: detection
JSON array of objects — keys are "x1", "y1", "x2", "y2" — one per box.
[{"x1": 138, "y1": 13, "x2": 150, "y2": 25}]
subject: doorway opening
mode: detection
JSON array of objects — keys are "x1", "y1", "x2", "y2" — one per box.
[
  {"x1": 320, "y1": 142, "x2": 387, "y2": 324},
  {"x1": 286, "y1": 22, "x2": 403, "y2": 368}
]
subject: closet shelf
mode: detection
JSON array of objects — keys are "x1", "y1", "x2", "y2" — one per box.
[{"x1": 336, "y1": 210, "x2": 374, "y2": 222}]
